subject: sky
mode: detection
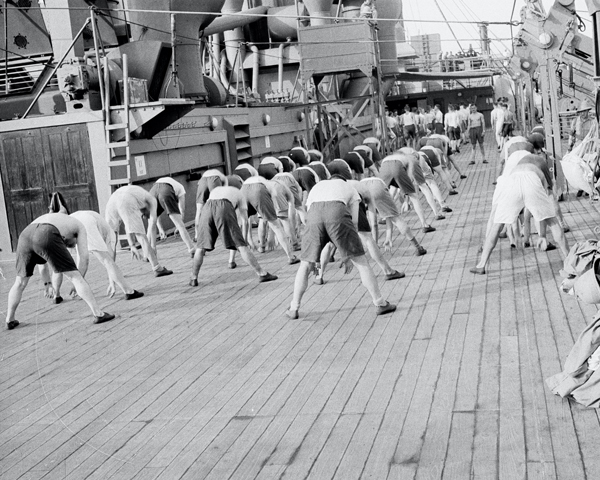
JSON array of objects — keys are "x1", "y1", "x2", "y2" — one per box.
[{"x1": 401, "y1": 0, "x2": 593, "y2": 56}]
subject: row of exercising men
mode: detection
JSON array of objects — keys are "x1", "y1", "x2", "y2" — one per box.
[{"x1": 4, "y1": 140, "x2": 461, "y2": 329}]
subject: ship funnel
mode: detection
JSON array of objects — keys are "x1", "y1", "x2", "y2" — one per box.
[
  {"x1": 127, "y1": 0, "x2": 225, "y2": 99},
  {"x1": 304, "y1": 0, "x2": 334, "y2": 25},
  {"x1": 377, "y1": 0, "x2": 402, "y2": 76}
]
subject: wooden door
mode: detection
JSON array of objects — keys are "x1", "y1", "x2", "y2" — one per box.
[{"x1": 0, "y1": 124, "x2": 99, "y2": 251}]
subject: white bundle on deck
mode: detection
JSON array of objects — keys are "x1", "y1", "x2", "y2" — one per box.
[{"x1": 561, "y1": 120, "x2": 600, "y2": 195}]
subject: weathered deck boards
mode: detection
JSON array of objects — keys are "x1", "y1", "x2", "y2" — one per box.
[{"x1": 3, "y1": 137, "x2": 600, "y2": 479}]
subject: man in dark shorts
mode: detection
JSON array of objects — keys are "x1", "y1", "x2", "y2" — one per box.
[
  {"x1": 190, "y1": 185, "x2": 277, "y2": 286},
  {"x1": 149, "y1": 176, "x2": 195, "y2": 257},
  {"x1": 195, "y1": 169, "x2": 227, "y2": 240},
  {"x1": 240, "y1": 176, "x2": 299, "y2": 263},
  {"x1": 467, "y1": 104, "x2": 487, "y2": 165},
  {"x1": 285, "y1": 175, "x2": 396, "y2": 319},
  {"x1": 379, "y1": 154, "x2": 437, "y2": 233},
  {"x1": 5, "y1": 213, "x2": 115, "y2": 330},
  {"x1": 349, "y1": 176, "x2": 428, "y2": 256}
]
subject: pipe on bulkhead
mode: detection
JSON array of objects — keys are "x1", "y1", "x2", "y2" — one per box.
[
  {"x1": 222, "y1": 0, "x2": 245, "y2": 81},
  {"x1": 278, "y1": 38, "x2": 292, "y2": 93},
  {"x1": 303, "y1": 0, "x2": 334, "y2": 25},
  {"x1": 249, "y1": 43, "x2": 260, "y2": 94}
]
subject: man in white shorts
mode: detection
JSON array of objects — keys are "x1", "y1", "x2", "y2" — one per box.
[
  {"x1": 105, "y1": 185, "x2": 173, "y2": 277},
  {"x1": 471, "y1": 155, "x2": 568, "y2": 274}
]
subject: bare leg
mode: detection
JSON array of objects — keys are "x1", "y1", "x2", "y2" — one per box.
[
  {"x1": 190, "y1": 248, "x2": 206, "y2": 282},
  {"x1": 351, "y1": 255, "x2": 387, "y2": 306},
  {"x1": 94, "y1": 251, "x2": 134, "y2": 294},
  {"x1": 418, "y1": 183, "x2": 441, "y2": 216},
  {"x1": 545, "y1": 217, "x2": 569, "y2": 256},
  {"x1": 523, "y1": 209, "x2": 532, "y2": 245},
  {"x1": 136, "y1": 233, "x2": 161, "y2": 270},
  {"x1": 474, "y1": 223, "x2": 504, "y2": 270},
  {"x1": 359, "y1": 232, "x2": 394, "y2": 275},
  {"x1": 169, "y1": 213, "x2": 195, "y2": 253},
  {"x1": 258, "y1": 219, "x2": 268, "y2": 251},
  {"x1": 52, "y1": 271, "x2": 63, "y2": 300},
  {"x1": 194, "y1": 203, "x2": 203, "y2": 241},
  {"x1": 238, "y1": 246, "x2": 269, "y2": 275},
  {"x1": 63, "y1": 270, "x2": 105, "y2": 317},
  {"x1": 289, "y1": 261, "x2": 312, "y2": 312},
  {"x1": 316, "y1": 242, "x2": 335, "y2": 283},
  {"x1": 6, "y1": 276, "x2": 30, "y2": 324},
  {"x1": 407, "y1": 193, "x2": 430, "y2": 228},
  {"x1": 426, "y1": 179, "x2": 448, "y2": 208},
  {"x1": 268, "y1": 219, "x2": 295, "y2": 260},
  {"x1": 434, "y1": 165, "x2": 454, "y2": 191}
]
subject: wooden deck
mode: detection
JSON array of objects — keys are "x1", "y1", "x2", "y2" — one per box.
[{"x1": 2, "y1": 140, "x2": 600, "y2": 479}]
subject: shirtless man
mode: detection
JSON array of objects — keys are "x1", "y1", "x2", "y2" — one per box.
[
  {"x1": 5, "y1": 213, "x2": 115, "y2": 329},
  {"x1": 47, "y1": 192, "x2": 144, "y2": 302},
  {"x1": 149, "y1": 176, "x2": 195, "y2": 257},
  {"x1": 379, "y1": 154, "x2": 437, "y2": 233},
  {"x1": 394, "y1": 148, "x2": 449, "y2": 220},
  {"x1": 285, "y1": 175, "x2": 396, "y2": 319},
  {"x1": 195, "y1": 169, "x2": 227, "y2": 240},
  {"x1": 467, "y1": 104, "x2": 487, "y2": 165},
  {"x1": 240, "y1": 176, "x2": 299, "y2": 263},
  {"x1": 470, "y1": 154, "x2": 569, "y2": 274},
  {"x1": 105, "y1": 185, "x2": 173, "y2": 277},
  {"x1": 190, "y1": 185, "x2": 278, "y2": 286},
  {"x1": 444, "y1": 104, "x2": 461, "y2": 152}
]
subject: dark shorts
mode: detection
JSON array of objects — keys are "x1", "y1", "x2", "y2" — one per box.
[
  {"x1": 16, "y1": 223, "x2": 78, "y2": 277},
  {"x1": 502, "y1": 123, "x2": 513, "y2": 137},
  {"x1": 379, "y1": 160, "x2": 416, "y2": 195},
  {"x1": 470, "y1": 126, "x2": 484, "y2": 145},
  {"x1": 301, "y1": 202, "x2": 365, "y2": 262},
  {"x1": 403, "y1": 124, "x2": 416, "y2": 138},
  {"x1": 150, "y1": 183, "x2": 180, "y2": 216},
  {"x1": 434, "y1": 122, "x2": 445, "y2": 135},
  {"x1": 197, "y1": 199, "x2": 247, "y2": 251},
  {"x1": 258, "y1": 164, "x2": 278, "y2": 180},
  {"x1": 196, "y1": 175, "x2": 223, "y2": 204},
  {"x1": 241, "y1": 183, "x2": 278, "y2": 222},
  {"x1": 357, "y1": 200, "x2": 371, "y2": 232},
  {"x1": 420, "y1": 148, "x2": 441, "y2": 168},
  {"x1": 447, "y1": 126, "x2": 461, "y2": 140},
  {"x1": 293, "y1": 169, "x2": 318, "y2": 192}
]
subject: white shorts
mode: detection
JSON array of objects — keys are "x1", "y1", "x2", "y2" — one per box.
[
  {"x1": 493, "y1": 171, "x2": 556, "y2": 224},
  {"x1": 118, "y1": 201, "x2": 146, "y2": 235},
  {"x1": 71, "y1": 211, "x2": 111, "y2": 253}
]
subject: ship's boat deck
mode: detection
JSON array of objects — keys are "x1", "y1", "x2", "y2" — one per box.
[{"x1": 2, "y1": 138, "x2": 600, "y2": 479}]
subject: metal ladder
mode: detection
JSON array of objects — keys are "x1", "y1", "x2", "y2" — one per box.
[{"x1": 104, "y1": 54, "x2": 131, "y2": 186}]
